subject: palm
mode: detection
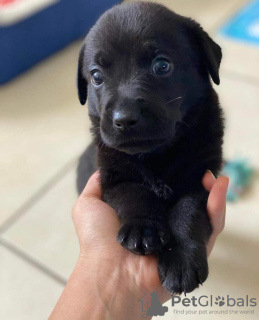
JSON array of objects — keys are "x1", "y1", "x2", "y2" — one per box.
[{"x1": 73, "y1": 171, "x2": 228, "y2": 304}]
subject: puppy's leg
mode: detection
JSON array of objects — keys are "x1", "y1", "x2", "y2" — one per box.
[
  {"x1": 102, "y1": 181, "x2": 171, "y2": 255},
  {"x1": 76, "y1": 142, "x2": 98, "y2": 194},
  {"x1": 158, "y1": 189, "x2": 212, "y2": 294}
]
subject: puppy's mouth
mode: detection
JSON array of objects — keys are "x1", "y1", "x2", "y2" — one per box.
[
  {"x1": 100, "y1": 125, "x2": 175, "y2": 154},
  {"x1": 113, "y1": 138, "x2": 168, "y2": 154}
]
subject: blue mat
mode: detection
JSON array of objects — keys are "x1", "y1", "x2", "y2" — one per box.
[
  {"x1": 0, "y1": 0, "x2": 121, "y2": 84},
  {"x1": 220, "y1": 0, "x2": 259, "y2": 45}
]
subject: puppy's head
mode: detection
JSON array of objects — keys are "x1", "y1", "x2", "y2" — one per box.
[{"x1": 77, "y1": 2, "x2": 221, "y2": 154}]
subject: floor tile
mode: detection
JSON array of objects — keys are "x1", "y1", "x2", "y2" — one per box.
[
  {"x1": 0, "y1": 244, "x2": 63, "y2": 320},
  {"x1": 0, "y1": 40, "x2": 91, "y2": 225},
  {"x1": 217, "y1": 75, "x2": 259, "y2": 169},
  {"x1": 223, "y1": 174, "x2": 259, "y2": 241},
  {"x1": 216, "y1": 34, "x2": 259, "y2": 82},
  {"x1": 4, "y1": 166, "x2": 80, "y2": 279}
]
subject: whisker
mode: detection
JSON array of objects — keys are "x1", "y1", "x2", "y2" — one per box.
[
  {"x1": 166, "y1": 96, "x2": 182, "y2": 104},
  {"x1": 156, "y1": 114, "x2": 165, "y2": 123},
  {"x1": 98, "y1": 140, "x2": 105, "y2": 151},
  {"x1": 181, "y1": 120, "x2": 190, "y2": 128}
]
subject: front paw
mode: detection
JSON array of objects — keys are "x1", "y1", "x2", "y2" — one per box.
[
  {"x1": 117, "y1": 221, "x2": 171, "y2": 255},
  {"x1": 158, "y1": 244, "x2": 208, "y2": 294}
]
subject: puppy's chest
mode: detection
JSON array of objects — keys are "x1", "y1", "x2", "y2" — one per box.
[
  {"x1": 137, "y1": 139, "x2": 198, "y2": 200},
  {"x1": 148, "y1": 178, "x2": 174, "y2": 200},
  {"x1": 138, "y1": 163, "x2": 178, "y2": 201}
]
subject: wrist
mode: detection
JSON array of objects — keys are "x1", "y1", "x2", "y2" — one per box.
[{"x1": 75, "y1": 253, "x2": 152, "y2": 320}]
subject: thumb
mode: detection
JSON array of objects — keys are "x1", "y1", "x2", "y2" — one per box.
[
  {"x1": 80, "y1": 170, "x2": 102, "y2": 200},
  {"x1": 207, "y1": 176, "x2": 229, "y2": 224}
]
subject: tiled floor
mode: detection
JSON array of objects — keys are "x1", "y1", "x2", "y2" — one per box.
[{"x1": 1, "y1": 0, "x2": 259, "y2": 319}]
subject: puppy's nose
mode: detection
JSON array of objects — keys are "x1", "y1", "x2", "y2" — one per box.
[{"x1": 113, "y1": 110, "x2": 140, "y2": 130}]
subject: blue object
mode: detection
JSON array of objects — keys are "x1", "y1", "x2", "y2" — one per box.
[
  {"x1": 222, "y1": 158, "x2": 254, "y2": 202},
  {"x1": 0, "y1": 0, "x2": 121, "y2": 84},
  {"x1": 220, "y1": 0, "x2": 259, "y2": 45}
]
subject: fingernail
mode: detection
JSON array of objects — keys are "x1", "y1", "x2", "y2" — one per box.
[
  {"x1": 206, "y1": 170, "x2": 216, "y2": 179},
  {"x1": 96, "y1": 168, "x2": 101, "y2": 181}
]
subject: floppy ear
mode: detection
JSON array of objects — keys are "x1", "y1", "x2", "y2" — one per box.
[
  {"x1": 186, "y1": 18, "x2": 222, "y2": 85},
  {"x1": 199, "y1": 29, "x2": 222, "y2": 85},
  {"x1": 196, "y1": 26, "x2": 222, "y2": 85},
  {"x1": 77, "y1": 44, "x2": 88, "y2": 105}
]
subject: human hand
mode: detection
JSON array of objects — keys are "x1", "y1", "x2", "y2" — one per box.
[
  {"x1": 72, "y1": 170, "x2": 229, "y2": 311},
  {"x1": 202, "y1": 171, "x2": 228, "y2": 256}
]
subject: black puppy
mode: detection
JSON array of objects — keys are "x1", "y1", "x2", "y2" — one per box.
[{"x1": 76, "y1": 1, "x2": 224, "y2": 294}]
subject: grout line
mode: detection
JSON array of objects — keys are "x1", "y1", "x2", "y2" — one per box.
[
  {"x1": 0, "y1": 156, "x2": 78, "y2": 233},
  {"x1": 0, "y1": 235, "x2": 67, "y2": 286}
]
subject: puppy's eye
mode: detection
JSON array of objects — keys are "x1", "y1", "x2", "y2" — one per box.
[
  {"x1": 152, "y1": 58, "x2": 173, "y2": 75},
  {"x1": 91, "y1": 70, "x2": 103, "y2": 86}
]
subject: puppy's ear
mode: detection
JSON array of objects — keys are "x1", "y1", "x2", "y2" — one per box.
[
  {"x1": 77, "y1": 44, "x2": 88, "y2": 105},
  {"x1": 199, "y1": 29, "x2": 222, "y2": 85},
  {"x1": 191, "y1": 22, "x2": 222, "y2": 85}
]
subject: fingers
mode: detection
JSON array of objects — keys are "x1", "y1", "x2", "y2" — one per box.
[
  {"x1": 202, "y1": 170, "x2": 216, "y2": 191},
  {"x1": 207, "y1": 176, "x2": 229, "y2": 224},
  {"x1": 80, "y1": 170, "x2": 102, "y2": 200},
  {"x1": 203, "y1": 171, "x2": 229, "y2": 235},
  {"x1": 206, "y1": 175, "x2": 229, "y2": 256}
]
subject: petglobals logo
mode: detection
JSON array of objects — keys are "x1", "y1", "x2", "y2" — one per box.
[
  {"x1": 171, "y1": 295, "x2": 257, "y2": 317},
  {"x1": 138, "y1": 291, "x2": 168, "y2": 318},
  {"x1": 172, "y1": 295, "x2": 257, "y2": 307},
  {"x1": 138, "y1": 292, "x2": 257, "y2": 318}
]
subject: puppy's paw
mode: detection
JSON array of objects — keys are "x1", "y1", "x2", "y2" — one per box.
[
  {"x1": 158, "y1": 244, "x2": 208, "y2": 294},
  {"x1": 117, "y1": 221, "x2": 170, "y2": 255}
]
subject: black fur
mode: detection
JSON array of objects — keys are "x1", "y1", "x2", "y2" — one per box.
[{"x1": 76, "y1": 1, "x2": 224, "y2": 294}]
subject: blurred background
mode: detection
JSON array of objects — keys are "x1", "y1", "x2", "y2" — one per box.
[{"x1": 0, "y1": 0, "x2": 258, "y2": 319}]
